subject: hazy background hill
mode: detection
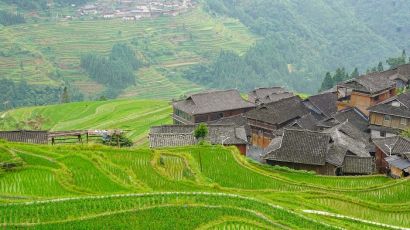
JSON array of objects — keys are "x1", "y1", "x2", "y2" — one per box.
[
  {"x1": 0, "y1": 0, "x2": 409, "y2": 110},
  {"x1": 195, "y1": 0, "x2": 410, "y2": 93}
]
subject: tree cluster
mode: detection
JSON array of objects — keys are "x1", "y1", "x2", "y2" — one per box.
[
  {"x1": 320, "y1": 68, "x2": 358, "y2": 92},
  {"x1": 184, "y1": 36, "x2": 320, "y2": 93},
  {"x1": 320, "y1": 50, "x2": 409, "y2": 92},
  {"x1": 0, "y1": 79, "x2": 83, "y2": 111},
  {"x1": 0, "y1": 10, "x2": 25, "y2": 26},
  {"x1": 80, "y1": 43, "x2": 142, "y2": 94},
  {"x1": 200, "y1": 0, "x2": 410, "y2": 94}
]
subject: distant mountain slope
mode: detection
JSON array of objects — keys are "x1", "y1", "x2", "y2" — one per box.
[
  {"x1": 192, "y1": 0, "x2": 409, "y2": 93},
  {"x1": 1, "y1": 0, "x2": 409, "y2": 102},
  {"x1": 0, "y1": 5, "x2": 256, "y2": 102}
]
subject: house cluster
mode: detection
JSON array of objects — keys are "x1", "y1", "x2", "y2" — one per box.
[
  {"x1": 150, "y1": 63, "x2": 410, "y2": 178},
  {"x1": 78, "y1": 0, "x2": 194, "y2": 21}
]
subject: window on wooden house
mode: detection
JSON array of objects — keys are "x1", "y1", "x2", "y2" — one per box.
[
  {"x1": 400, "y1": 118, "x2": 407, "y2": 125},
  {"x1": 384, "y1": 115, "x2": 391, "y2": 122}
]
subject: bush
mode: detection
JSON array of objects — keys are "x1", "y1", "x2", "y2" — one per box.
[
  {"x1": 102, "y1": 134, "x2": 133, "y2": 147},
  {"x1": 194, "y1": 123, "x2": 208, "y2": 140}
]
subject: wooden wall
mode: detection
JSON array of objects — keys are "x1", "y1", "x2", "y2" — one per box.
[
  {"x1": 370, "y1": 113, "x2": 410, "y2": 130},
  {"x1": 390, "y1": 166, "x2": 404, "y2": 178},
  {"x1": 375, "y1": 148, "x2": 389, "y2": 173},
  {"x1": 340, "y1": 89, "x2": 395, "y2": 115}
]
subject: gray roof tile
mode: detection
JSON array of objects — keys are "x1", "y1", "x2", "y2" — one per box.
[
  {"x1": 173, "y1": 89, "x2": 255, "y2": 115},
  {"x1": 264, "y1": 129, "x2": 330, "y2": 165},
  {"x1": 246, "y1": 96, "x2": 309, "y2": 125}
]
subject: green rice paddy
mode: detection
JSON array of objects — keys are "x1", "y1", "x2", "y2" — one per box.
[{"x1": 0, "y1": 142, "x2": 408, "y2": 229}]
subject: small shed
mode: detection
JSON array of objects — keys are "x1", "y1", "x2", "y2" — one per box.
[{"x1": 385, "y1": 155, "x2": 410, "y2": 178}]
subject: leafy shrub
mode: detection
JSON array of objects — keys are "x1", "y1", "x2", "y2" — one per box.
[{"x1": 194, "y1": 123, "x2": 208, "y2": 140}]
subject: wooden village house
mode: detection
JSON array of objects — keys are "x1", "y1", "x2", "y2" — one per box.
[
  {"x1": 245, "y1": 96, "x2": 310, "y2": 148},
  {"x1": 368, "y1": 92, "x2": 410, "y2": 138},
  {"x1": 337, "y1": 73, "x2": 397, "y2": 116},
  {"x1": 149, "y1": 125, "x2": 249, "y2": 154},
  {"x1": 263, "y1": 124, "x2": 373, "y2": 176},
  {"x1": 172, "y1": 90, "x2": 255, "y2": 125}
]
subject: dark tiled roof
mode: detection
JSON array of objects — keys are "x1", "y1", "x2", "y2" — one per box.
[
  {"x1": 264, "y1": 129, "x2": 330, "y2": 165},
  {"x1": 173, "y1": 89, "x2": 255, "y2": 115},
  {"x1": 246, "y1": 96, "x2": 309, "y2": 125},
  {"x1": 397, "y1": 92, "x2": 410, "y2": 107},
  {"x1": 368, "y1": 103, "x2": 410, "y2": 118},
  {"x1": 340, "y1": 72, "x2": 396, "y2": 94},
  {"x1": 248, "y1": 87, "x2": 293, "y2": 103},
  {"x1": 385, "y1": 155, "x2": 410, "y2": 170},
  {"x1": 324, "y1": 122, "x2": 371, "y2": 158},
  {"x1": 316, "y1": 117, "x2": 341, "y2": 129},
  {"x1": 264, "y1": 127, "x2": 373, "y2": 174},
  {"x1": 208, "y1": 114, "x2": 251, "y2": 138},
  {"x1": 287, "y1": 113, "x2": 320, "y2": 131},
  {"x1": 342, "y1": 156, "x2": 373, "y2": 174},
  {"x1": 393, "y1": 63, "x2": 410, "y2": 81},
  {"x1": 305, "y1": 92, "x2": 338, "y2": 117},
  {"x1": 149, "y1": 125, "x2": 248, "y2": 148},
  {"x1": 368, "y1": 92, "x2": 410, "y2": 118},
  {"x1": 373, "y1": 136, "x2": 410, "y2": 155},
  {"x1": 333, "y1": 107, "x2": 369, "y2": 132},
  {"x1": 326, "y1": 145, "x2": 347, "y2": 167}
]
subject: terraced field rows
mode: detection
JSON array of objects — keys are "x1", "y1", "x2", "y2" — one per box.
[
  {"x1": 0, "y1": 7, "x2": 256, "y2": 98},
  {"x1": 0, "y1": 99, "x2": 172, "y2": 144},
  {"x1": 0, "y1": 142, "x2": 409, "y2": 229}
]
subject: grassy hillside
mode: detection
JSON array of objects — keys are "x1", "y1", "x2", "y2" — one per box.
[
  {"x1": 0, "y1": 99, "x2": 172, "y2": 144},
  {"x1": 0, "y1": 143, "x2": 408, "y2": 229},
  {"x1": 0, "y1": 6, "x2": 256, "y2": 99}
]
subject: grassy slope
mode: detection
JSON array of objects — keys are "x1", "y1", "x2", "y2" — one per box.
[
  {"x1": 0, "y1": 6, "x2": 256, "y2": 99},
  {"x1": 0, "y1": 143, "x2": 408, "y2": 229},
  {"x1": 0, "y1": 99, "x2": 172, "y2": 144}
]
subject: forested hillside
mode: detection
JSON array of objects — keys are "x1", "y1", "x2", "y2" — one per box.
[
  {"x1": 0, "y1": 0, "x2": 409, "y2": 109},
  {"x1": 186, "y1": 0, "x2": 410, "y2": 93}
]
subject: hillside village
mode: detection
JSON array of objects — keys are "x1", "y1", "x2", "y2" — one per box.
[
  {"x1": 77, "y1": 0, "x2": 194, "y2": 20},
  {"x1": 150, "y1": 63, "x2": 410, "y2": 178},
  {"x1": 1, "y1": 63, "x2": 409, "y2": 179}
]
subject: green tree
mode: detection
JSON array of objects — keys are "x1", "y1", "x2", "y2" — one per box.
[
  {"x1": 377, "y1": 62, "x2": 384, "y2": 72},
  {"x1": 402, "y1": 129, "x2": 410, "y2": 138},
  {"x1": 320, "y1": 72, "x2": 333, "y2": 91},
  {"x1": 350, "y1": 68, "x2": 359, "y2": 78},
  {"x1": 333, "y1": 68, "x2": 345, "y2": 83},
  {"x1": 387, "y1": 49, "x2": 407, "y2": 69},
  {"x1": 61, "y1": 86, "x2": 70, "y2": 103},
  {"x1": 194, "y1": 123, "x2": 208, "y2": 140}
]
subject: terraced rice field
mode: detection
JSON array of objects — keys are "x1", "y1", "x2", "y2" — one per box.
[
  {"x1": 0, "y1": 7, "x2": 256, "y2": 98},
  {"x1": 0, "y1": 99, "x2": 172, "y2": 144},
  {"x1": 0, "y1": 142, "x2": 409, "y2": 229}
]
